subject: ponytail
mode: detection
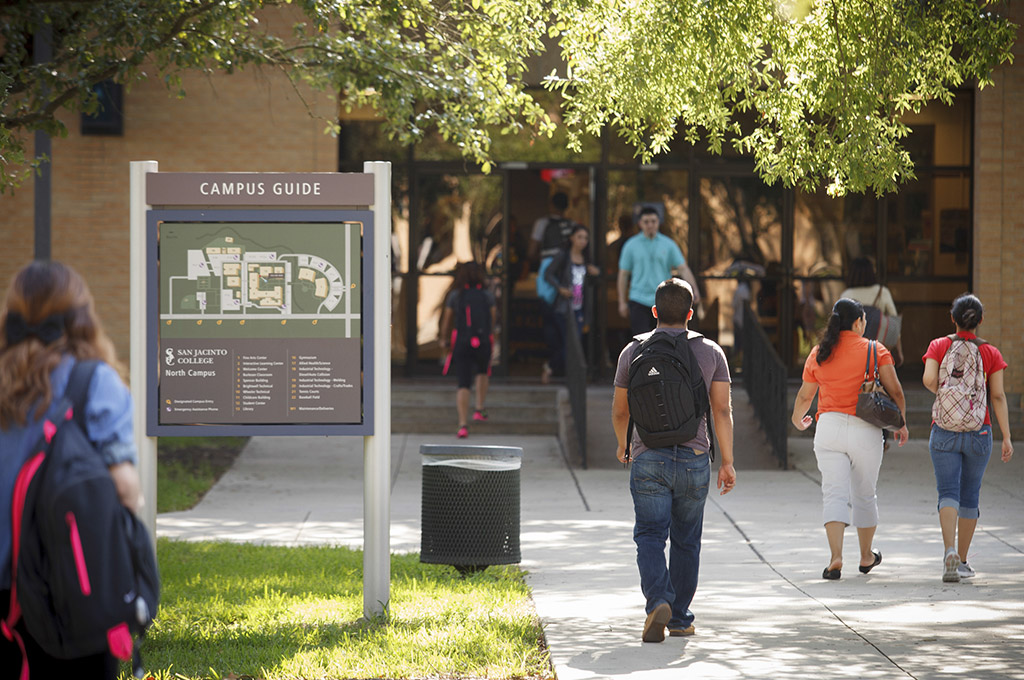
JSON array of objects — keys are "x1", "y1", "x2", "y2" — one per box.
[
  {"x1": 951, "y1": 293, "x2": 983, "y2": 330},
  {"x1": 816, "y1": 298, "x2": 864, "y2": 364}
]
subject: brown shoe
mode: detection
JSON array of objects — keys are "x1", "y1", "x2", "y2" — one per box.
[
  {"x1": 642, "y1": 603, "x2": 671, "y2": 643},
  {"x1": 669, "y1": 625, "x2": 695, "y2": 636}
]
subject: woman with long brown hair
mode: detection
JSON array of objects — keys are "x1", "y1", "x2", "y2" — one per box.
[{"x1": 0, "y1": 260, "x2": 139, "y2": 678}]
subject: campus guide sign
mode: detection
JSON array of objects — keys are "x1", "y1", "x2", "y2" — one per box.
[{"x1": 144, "y1": 172, "x2": 376, "y2": 436}]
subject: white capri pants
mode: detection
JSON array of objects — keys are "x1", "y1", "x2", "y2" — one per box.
[{"x1": 813, "y1": 412, "x2": 884, "y2": 527}]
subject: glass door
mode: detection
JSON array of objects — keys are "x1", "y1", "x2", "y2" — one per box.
[
  {"x1": 406, "y1": 170, "x2": 504, "y2": 375},
  {"x1": 502, "y1": 166, "x2": 592, "y2": 378},
  {"x1": 696, "y1": 174, "x2": 787, "y2": 369}
]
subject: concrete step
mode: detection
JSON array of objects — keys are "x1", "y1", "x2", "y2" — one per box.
[{"x1": 391, "y1": 382, "x2": 561, "y2": 435}]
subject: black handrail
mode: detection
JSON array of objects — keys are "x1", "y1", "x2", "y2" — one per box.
[
  {"x1": 565, "y1": 311, "x2": 588, "y2": 468},
  {"x1": 741, "y1": 303, "x2": 788, "y2": 467}
]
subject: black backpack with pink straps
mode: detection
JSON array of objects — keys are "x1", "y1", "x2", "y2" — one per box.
[{"x1": 3, "y1": 361, "x2": 159, "y2": 677}]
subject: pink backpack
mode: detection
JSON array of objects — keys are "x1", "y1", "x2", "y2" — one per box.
[{"x1": 932, "y1": 335, "x2": 988, "y2": 432}]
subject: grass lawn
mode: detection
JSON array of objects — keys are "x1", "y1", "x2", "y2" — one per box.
[
  {"x1": 146, "y1": 438, "x2": 551, "y2": 680},
  {"x1": 130, "y1": 541, "x2": 551, "y2": 680},
  {"x1": 156, "y1": 436, "x2": 249, "y2": 513}
]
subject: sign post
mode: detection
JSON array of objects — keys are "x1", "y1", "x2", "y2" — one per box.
[{"x1": 362, "y1": 161, "x2": 391, "y2": 617}]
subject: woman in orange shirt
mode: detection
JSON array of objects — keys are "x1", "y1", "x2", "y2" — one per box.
[{"x1": 791, "y1": 298, "x2": 909, "y2": 580}]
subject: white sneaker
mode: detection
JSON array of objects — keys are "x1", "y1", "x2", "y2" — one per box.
[
  {"x1": 943, "y1": 548, "x2": 961, "y2": 583},
  {"x1": 958, "y1": 562, "x2": 976, "y2": 579}
]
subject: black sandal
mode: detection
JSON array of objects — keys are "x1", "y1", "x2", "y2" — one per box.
[
  {"x1": 859, "y1": 549, "x2": 882, "y2": 574},
  {"x1": 822, "y1": 567, "x2": 841, "y2": 580}
]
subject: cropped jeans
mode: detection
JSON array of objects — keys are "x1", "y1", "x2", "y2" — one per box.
[
  {"x1": 929, "y1": 424, "x2": 992, "y2": 519},
  {"x1": 630, "y1": 446, "x2": 710, "y2": 630}
]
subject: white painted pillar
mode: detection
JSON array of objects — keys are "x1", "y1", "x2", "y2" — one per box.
[
  {"x1": 362, "y1": 161, "x2": 392, "y2": 617},
  {"x1": 129, "y1": 160, "x2": 159, "y2": 544}
]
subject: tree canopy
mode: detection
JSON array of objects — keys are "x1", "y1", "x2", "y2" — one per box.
[{"x1": 0, "y1": 0, "x2": 1016, "y2": 195}]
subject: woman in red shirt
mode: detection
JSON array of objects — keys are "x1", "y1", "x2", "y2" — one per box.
[
  {"x1": 922, "y1": 293, "x2": 1014, "y2": 582},
  {"x1": 791, "y1": 298, "x2": 909, "y2": 580}
]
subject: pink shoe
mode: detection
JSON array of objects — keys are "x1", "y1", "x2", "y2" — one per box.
[
  {"x1": 456, "y1": 426, "x2": 468, "y2": 438},
  {"x1": 473, "y1": 409, "x2": 488, "y2": 422}
]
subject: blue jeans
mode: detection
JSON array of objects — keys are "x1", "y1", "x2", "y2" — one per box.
[
  {"x1": 929, "y1": 424, "x2": 993, "y2": 519},
  {"x1": 630, "y1": 446, "x2": 710, "y2": 629}
]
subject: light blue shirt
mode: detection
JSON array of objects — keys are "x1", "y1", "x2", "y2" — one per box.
[
  {"x1": 0, "y1": 357, "x2": 136, "y2": 589},
  {"x1": 618, "y1": 232, "x2": 686, "y2": 307}
]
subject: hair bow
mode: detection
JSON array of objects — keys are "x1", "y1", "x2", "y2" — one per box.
[{"x1": 4, "y1": 311, "x2": 66, "y2": 346}]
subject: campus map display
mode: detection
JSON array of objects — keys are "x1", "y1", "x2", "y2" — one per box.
[{"x1": 157, "y1": 221, "x2": 363, "y2": 426}]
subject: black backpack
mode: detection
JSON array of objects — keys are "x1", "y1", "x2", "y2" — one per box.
[
  {"x1": 540, "y1": 216, "x2": 574, "y2": 254},
  {"x1": 4, "y1": 361, "x2": 160, "y2": 678},
  {"x1": 625, "y1": 331, "x2": 715, "y2": 461},
  {"x1": 453, "y1": 286, "x2": 492, "y2": 350}
]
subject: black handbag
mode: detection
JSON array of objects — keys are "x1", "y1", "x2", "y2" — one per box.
[{"x1": 855, "y1": 340, "x2": 905, "y2": 431}]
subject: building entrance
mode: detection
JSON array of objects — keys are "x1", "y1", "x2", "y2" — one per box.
[{"x1": 395, "y1": 166, "x2": 594, "y2": 379}]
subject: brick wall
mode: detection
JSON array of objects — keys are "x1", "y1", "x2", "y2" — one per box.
[
  {"x1": 0, "y1": 66, "x2": 337, "y2": 363},
  {"x1": 975, "y1": 4, "x2": 1023, "y2": 398}
]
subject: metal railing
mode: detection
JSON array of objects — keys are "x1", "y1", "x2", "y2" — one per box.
[
  {"x1": 564, "y1": 312, "x2": 588, "y2": 468},
  {"x1": 741, "y1": 303, "x2": 788, "y2": 467}
]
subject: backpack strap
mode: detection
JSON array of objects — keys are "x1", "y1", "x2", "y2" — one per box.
[
  {"x1": 65, "y1": 360, "x2": 101, "y2": 429},
  {"x1": 624, "y1": 330, "x2": 716, "y2": 463}
]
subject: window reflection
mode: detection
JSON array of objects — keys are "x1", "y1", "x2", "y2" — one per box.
[
  {"x1": 698, "y1": 176, "x2": 783, "y2": 359},
  {"x1": 414, "y1": 174, "x2": 503, "y2": 363},
  {"x1": 605, "y1": 169, "x2": 690, "y2": 358}
]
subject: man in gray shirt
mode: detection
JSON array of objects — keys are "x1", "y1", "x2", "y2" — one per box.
[{"x1": 611, "y1": 277, "x2": 736, "y2": 642}]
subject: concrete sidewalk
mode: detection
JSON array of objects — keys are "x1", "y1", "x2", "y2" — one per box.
[{"x1": 158, "y1": 425, "x2": 1024, "y2": 679}]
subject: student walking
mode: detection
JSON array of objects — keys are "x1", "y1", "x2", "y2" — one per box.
[
  {"x1": 922, "y1": 293, "x2": 1013, "y2": 582},
  {"x1": 0, "y1": 261, "x2": 140, "y2": 679},
  {"x1": 439, "y1": 262, "x2": 497, "y2": 438},
  {"x1": 616, "y1": 206, "x2": 701, "y2": 336},
  {"x1": 612, "y1": 278, "x2": 736, "y2": 642},
  {"x1": 791, "y1": 298, "x2": 909, "y2": 580},
  {"x1": 529, "y1": 191, "x2": 578, "y2": 383},
  {"x1": 542, "y1": 224, "x2": 600, "y2": 378}
]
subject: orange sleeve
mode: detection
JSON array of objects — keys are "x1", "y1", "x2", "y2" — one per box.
[{"x1": 802, "y1": 347, "x2": 819, "y2": 383}]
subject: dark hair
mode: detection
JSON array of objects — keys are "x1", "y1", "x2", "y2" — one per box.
[
  {"x1": 816, "y1": 297, "x2": 864, "y2": 364},
  {"x1": 0, "y1": 260, "x2": 121, "y2": 427},
  {"x1": 654, "y1": 278, "x2": 693, "y2": 326},
  {"x1": 951, "y1": 293, "x2": 983, "y2": 330},
  {"x1": 568, "y1": 223, "x2": 588, "y2": 238},
  {"x1": 452, "y1": 261, "x2": 486, "y2": 289},
  {"x1": 846, "y1": 257, "x2": 878, "y2": 288},
  {"x1": 638, "y1": 206, "x2": 659, "y2": 220},
  {"x1": 552, "y1": 192, "x2": 569, "y2": 212}
]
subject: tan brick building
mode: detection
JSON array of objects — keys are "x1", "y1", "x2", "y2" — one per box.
[{"x1": 1, "y1": 9, "x2": 1021, "y2": 404}]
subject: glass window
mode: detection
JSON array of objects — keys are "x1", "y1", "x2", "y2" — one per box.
[
  {"x1": 885, "y1": 172, "x2": 970, "y2": 278},
  {"x1": 337, "y1": 119, "x2": 407, "y2": 163},
  {"x1": 412, "y1": 173, "x2": 503, "y2": 362},
  {"x1": 604, "y1": 169, "x2": 690, "y2": 358},
  {"x1": 698, "y1": 176, "x2": 783, "y2": 357},
  {"x1": 902, "y1": 92, "x2": 972, "y2": 167},
  {"x1": 794, "y1": 189, "x2": 876, "y2": 278}
]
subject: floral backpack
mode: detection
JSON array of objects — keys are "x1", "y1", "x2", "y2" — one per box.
[{"x1": 932, "y1": 335, "x2": 988, "y2": 432}]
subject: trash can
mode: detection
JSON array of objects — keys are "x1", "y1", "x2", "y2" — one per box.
[{"x1": 420, "y1": 444, "x2": 522, "y2": 571}]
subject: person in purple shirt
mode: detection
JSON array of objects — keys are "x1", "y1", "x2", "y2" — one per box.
[
  {"x1": 612, "y1": 278, "x2": 736, "y2": 643},
  {"x1": 0, "y1": 260, "x2": 139, "y2": 679}
]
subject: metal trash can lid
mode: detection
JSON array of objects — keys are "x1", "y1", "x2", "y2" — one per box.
[{"x1": 420, "y1": 444, "x2": 522, "y2": 470}]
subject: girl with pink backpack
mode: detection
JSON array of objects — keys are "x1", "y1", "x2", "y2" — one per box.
[{"x1": 922, "y1": 293, "x2": 1014, "y2": 583}]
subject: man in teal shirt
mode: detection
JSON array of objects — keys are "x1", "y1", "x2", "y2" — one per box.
[{"x1": 617, "y1": 206, "x2": 701, "y2": 335}]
